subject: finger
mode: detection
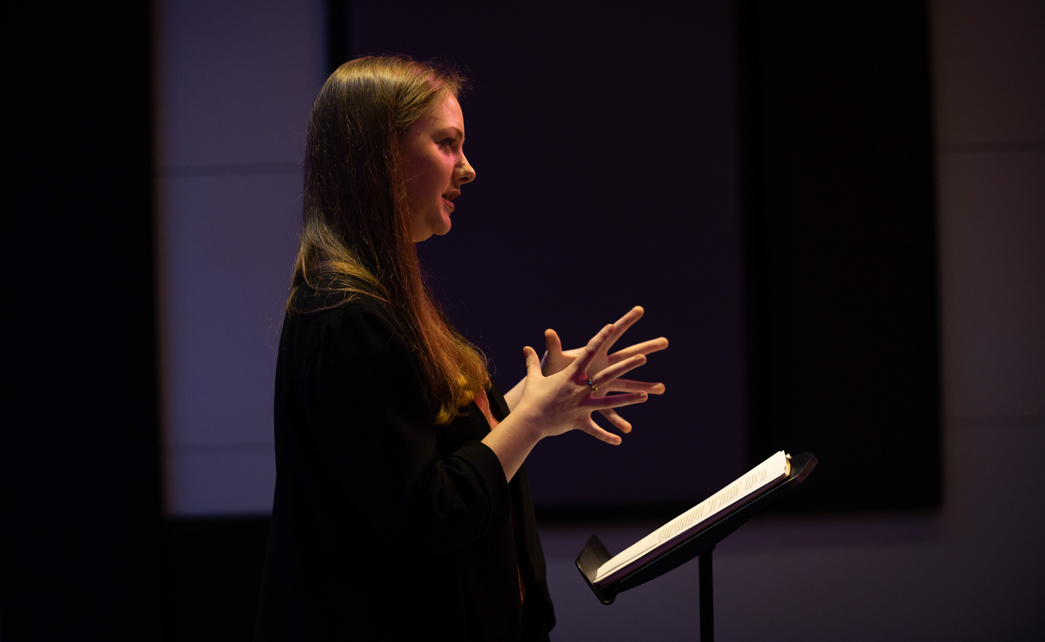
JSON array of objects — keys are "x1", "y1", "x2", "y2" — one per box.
[
  {"x1": 598, "y1": 407, "x2": 633, "y2": 433},
  {"x1": 541, "y1": 329, "x2": 564, "y2": 375},
  {"x1": 592, "y1": 354, "x2": 647, "y2": 386},
  {"x1": 584, "y1": 391, "x2": 648, "y2": 411},
  {"x1": 523, "y1": 346, "x2": 542, "y2": 378},
  {"x1": 602, "y1": 306, "x2": 644, "y2": 355},
  {"x1": 577, "y1": 415, "x2": 622, "y2": 446},
  {"x1": 607, "y1": 337, "x2": 669, "y2": 364},
  {"x1": 604, "y1": 378, "x2": 666, "y2": 395},
  {"x1": 573, "y1": 324, "x2": 615, "y2": 375},
  {"x1": 544, "y1": 328, "x2": 564, "y2": 357}
]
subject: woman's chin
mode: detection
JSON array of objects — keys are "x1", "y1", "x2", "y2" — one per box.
[
  {"x1": 411, "y1": 214, "x2": 452, "y2": 242},
  {"x1": 434, "y1": 215, "x2": 452, "y2": 237}
]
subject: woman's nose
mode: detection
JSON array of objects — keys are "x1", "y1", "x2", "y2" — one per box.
[{"x1": 458, "y1": 154, "x2": 476, "y2": 184}]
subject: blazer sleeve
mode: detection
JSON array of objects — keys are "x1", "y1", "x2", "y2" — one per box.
[{"x1": 301, "y1": 302, "x2": 510, "y2": 556}]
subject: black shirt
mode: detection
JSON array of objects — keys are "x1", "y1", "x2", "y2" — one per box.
[{"x1": 255, "y1": 287, "x2": 555, "y2": 641}]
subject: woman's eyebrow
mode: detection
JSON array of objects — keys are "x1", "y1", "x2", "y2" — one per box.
[{"x1": 436, "y1": 126, "x2": 464, "y2": 140}]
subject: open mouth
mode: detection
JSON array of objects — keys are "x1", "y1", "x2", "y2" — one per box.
[{"x1": 442, "y1": 197, "x2": 455, "y2": 211}]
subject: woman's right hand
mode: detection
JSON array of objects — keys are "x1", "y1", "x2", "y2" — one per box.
[
  {"x1": 541, "y1": 306, "x2": 667, "y2": 434},
  {"x1": 483, "y1": 324, "x2": 651, "y2": 481},
  {"x1": 513, "y1": 324, "x2": 650, "y2": 446}
]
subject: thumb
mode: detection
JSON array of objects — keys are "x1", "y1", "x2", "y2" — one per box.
[{"x1": 523, "y1": 346, "x2": 543, "y2": 377}]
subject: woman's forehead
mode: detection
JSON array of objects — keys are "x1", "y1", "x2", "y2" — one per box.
[{"x1": 421, "y1": 93, "x2": 465, "y2": 134}]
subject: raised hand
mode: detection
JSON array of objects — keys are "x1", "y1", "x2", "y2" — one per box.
[
  {"x1": 516, "y1": 324, "x2": 650, "y2": 446},
  {"x1": 540, "y1": 306, "x2": 667, "y2": 433}
]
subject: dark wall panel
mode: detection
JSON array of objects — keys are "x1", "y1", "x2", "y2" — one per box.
[
  {"x1": 3, "y1": 2, "x2": 163, "y2": 639},
  {"x1": 352, "y1": 0, "x2": 750, "y2": 515},
  {"x1": 738, "y1": 1, "x2": 940, "y2": 511}
]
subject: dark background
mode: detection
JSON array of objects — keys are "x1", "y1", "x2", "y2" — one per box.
[
  {"x1": 3, "y1": 0, "x2": 945, "y2": 639},
  {"x1": 737, "y1": 2, "x2": 939, "y2": 512},
  {"x1": 351, "y1": 0, "x2": 751, "y2": 512},
  {"x1": 348, "y1": 0, "x2": 939, "y2": 517}
]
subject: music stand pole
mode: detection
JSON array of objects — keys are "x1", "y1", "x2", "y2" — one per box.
[{"x1": 699, "y1": 547, "x2": 714, "y2": 641}]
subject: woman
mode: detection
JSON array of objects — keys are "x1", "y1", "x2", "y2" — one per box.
[{"x1": 255, "y1": 56, "x2": 667, "y2": 641}]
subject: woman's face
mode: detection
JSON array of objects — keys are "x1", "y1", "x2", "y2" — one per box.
[{"x1": 400, "y1": 92, "x2": 476, "y2": 242}]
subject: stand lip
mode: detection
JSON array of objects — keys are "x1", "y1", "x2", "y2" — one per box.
[
  {"x1": 575, "y1": 534, "x2": 618, "y2": 604},
  {"x1": 575, "y1": 451, "x2": 817, "y2": 604}
]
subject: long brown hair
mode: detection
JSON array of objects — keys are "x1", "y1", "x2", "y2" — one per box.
[{"x1": 289, "y1": 55, "x2": 488, "y2": 425}]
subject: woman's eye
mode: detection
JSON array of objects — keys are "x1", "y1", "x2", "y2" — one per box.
[{"x1": 440, "y1": 138, "x2": 455, "y2": 147}]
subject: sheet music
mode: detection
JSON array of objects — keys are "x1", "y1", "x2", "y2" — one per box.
[{"x1": 595, "y1": 451, "x2": 789, "y2": 583}]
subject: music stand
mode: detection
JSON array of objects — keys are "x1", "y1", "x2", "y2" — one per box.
[{"x1": 576, "y1": 452, "x2": 817, "y2": 641}]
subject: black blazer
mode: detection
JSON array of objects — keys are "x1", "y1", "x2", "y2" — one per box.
[{"x1": 255, "y1": 287, "x2": 555, "y2": 641}]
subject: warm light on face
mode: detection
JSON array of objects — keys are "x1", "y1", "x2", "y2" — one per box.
[{"x1": 400, "y1": 93, "x2": 476, "y2": 243}]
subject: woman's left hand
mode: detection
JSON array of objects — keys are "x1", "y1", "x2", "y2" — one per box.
[
  {"x1": 540, "y1": 306, "x2": 667, "y2": 434},
  {"x1": 483, "y1": 323, "x2": 653, "y2": 481}
]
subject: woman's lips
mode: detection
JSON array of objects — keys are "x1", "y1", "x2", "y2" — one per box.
[{"x1": 443, "y1": 197, "x2": 455, "y2": 211}]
